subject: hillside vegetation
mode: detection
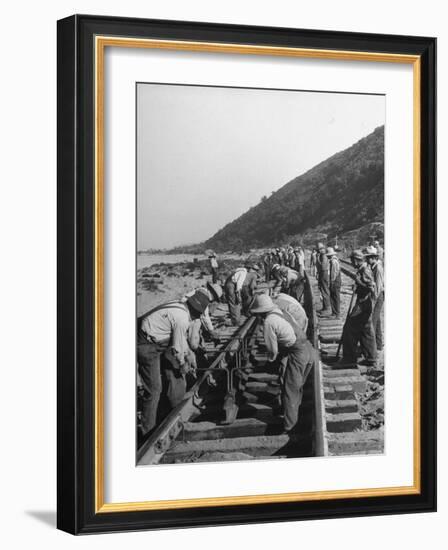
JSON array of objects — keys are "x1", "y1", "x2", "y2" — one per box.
[{"x1": 205, "y1": 125, "x2": 384, "y2": 251}]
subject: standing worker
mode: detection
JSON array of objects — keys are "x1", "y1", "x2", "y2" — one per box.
[
  {"x1": 137, "y1": 291, "x2": 210, "y2": 437},
  {"x1": 326, "y1": 247, "x2": 341, "y2": 319},
  {"x1": 373, "y1": 240, "x2": 384, "y2": 263},
  {"x1": 240, "y1": 264, "x2": 260, "y2": 315},
  {"x1": 339, "y1": 250, "x2": 377, "y2": 367},
  {"x1": 208, "y1": 252, "x2": 219, "y2": 283},
  {"x1": 310, "y1": 248, "x2": 318, "y2": 277},
  {"x1": 365, "y1": 246, "x2": 384, "y2": 351},
  {"x1": 263, "y1": 249, "x2": 274, "y2": 282},
  {"x1": 316, "y1": 242, "x2": 331, "y2": 314},
  {"x1": 250, "y1": 294, "x2": 317, "y2": 434}
]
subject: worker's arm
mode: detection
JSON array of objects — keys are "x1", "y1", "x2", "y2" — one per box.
[
  {"x1": 263, "y1": 320, "x2": 278, "y2": 362},
  {"x1": 170, "y1": 316, "x2": 190, "y2": 366}
]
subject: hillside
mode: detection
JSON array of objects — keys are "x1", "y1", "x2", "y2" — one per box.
[{"x1": 205, "y1": 126, "x2": 384, "y2": 251}]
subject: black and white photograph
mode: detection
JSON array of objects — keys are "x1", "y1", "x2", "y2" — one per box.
[{"x1": 136, "y1": 83, "x2": 386, "y2": 465}]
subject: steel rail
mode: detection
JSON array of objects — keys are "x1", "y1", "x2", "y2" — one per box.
[
  {"x1": 303, "y1": 272, "x2": 328, "y2": 457},
  {"x1": 137, "y1": 315, "x2": 258, "y2": 465}
]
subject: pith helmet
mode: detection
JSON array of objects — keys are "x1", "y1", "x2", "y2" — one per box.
[
  {"x1": 250, "y1": 293, "x2": 275, "y2": 314},
  {"x1": 206, "y1": 282, "x2": 223, "y2": 300},
  {"x1": 326, "y1": 247, "x2": 337, "y2": 257},
  {"x1": 317, "y1": 242, "x2": 325, "y2": 251},
  {"x1": 364, "y1": 246, "x2": 378, "y2": 257},
  {"x1": 187, "y1": 290, "x2": 210, "y2": 313},
  {"x1": 351, "y1": 249, "x2": 365, "y2": 261}
]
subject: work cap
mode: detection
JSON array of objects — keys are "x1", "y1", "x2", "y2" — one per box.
[
  {"x1": 364, "y1": 246, "x2": 378, "y2": 257},
  {"x1": 186, "y1": 290, "x2": 210, "y2": 314},
  {"x1": 206, "y1": 282, "x2": 223, "y2": 300},
  {"x1": 271, "y1": 263, "x2": 280, "y2": 272},
  {"x1": 250, "y1": 293, "x2": 276, "y2": 314},
  {"x1": 326, "y1": 247, "x2": 337, "y2": 257},
  {"x1": 351, "y1": 249, "x2": 365, "y2": 261}
]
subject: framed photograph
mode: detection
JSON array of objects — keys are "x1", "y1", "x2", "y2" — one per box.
[{"x1": 57, "y1": 15, "x2": 436, "y2": 534}]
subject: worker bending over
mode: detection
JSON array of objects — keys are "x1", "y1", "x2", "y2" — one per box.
[
  {"x1": 137, "y1": 291, "x2": 210, "y2": 437},
  {"x1": 224, "y1": 264, "x2": 259, "y2": 324},
  {"x1": 250, "y1": 294, "x2": 317, "y2": 434},
  {"x1": 271, "y1": 264, "x2": 306, "y2": 303}
]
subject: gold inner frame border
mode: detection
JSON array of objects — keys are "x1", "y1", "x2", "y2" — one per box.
[{"x1": 94, "y1": 35, "x2": 421, "y2": 514}]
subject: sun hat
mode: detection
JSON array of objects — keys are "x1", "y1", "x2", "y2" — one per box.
[
  {"x1": 250, "y1": 294, "x2": 276, "y2": 314},
  {"x1": 206, "y1": 282, "x2": 223, "y2": 300},
  {"x1": 350, "y1": 249, "x2": 365, "y2": 261},
  {"x1": 326, "y1": 247, "x2": 337, "y2": 257},
  {"x1": 186, "y1": 290, "x2": 210, "y2": 314},
  {"x1": 364, "y1": 246, "x2": 379, "y2": 257}
]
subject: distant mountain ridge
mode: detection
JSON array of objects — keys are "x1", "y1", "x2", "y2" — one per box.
[{"x1": 205, "y1": 125, "x2": 384, "y2": 251}]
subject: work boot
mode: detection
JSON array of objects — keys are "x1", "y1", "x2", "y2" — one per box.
[
  {"x1": 358, "y1": 359, "x2": 377, "y2": 367},
  {"x1": 334, "y1": 359, "x2": 357, "y2": 368}
]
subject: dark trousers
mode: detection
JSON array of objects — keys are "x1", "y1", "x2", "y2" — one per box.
[
  {"x1": 372, "y1": 291, "x2": 384, "y2": 350},
  {"x1": 264, "y1": 263, "x2": 271, "y2": 282},
  {"x1": 280, "y1": 340, "x2": 317, "y2": 432},
  {"x1": 241, "y1": 285, "x2": 254, "y2": 316},
  {"x1": 137, "y1": 343, "x2": 187, "y2": 435},
  {"x1": 211, "y1": 267, "x2": 218, "y2": 283},
  {"x1": 318, "y1": 275, "x2": 331, "y2": 311},
  {"x1": 137, "y1": 342, "x2": 163, "y2": 435},
  {"x1": 289, "y1": 278, "x2": 305, "y2": 304},
  {"x1": 329, "y1": 280, "x2": 341, "y2": 316},
  {"x1": 224, "y1": 281, "x2": 241, "y2": 324},
  {"x1": 342, "y1": 300, "x2": 377, "y2": 363}
]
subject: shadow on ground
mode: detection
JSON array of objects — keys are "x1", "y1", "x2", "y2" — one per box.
[{"x1": 26, "y1": 510, "x2": 56, "y2": 528}]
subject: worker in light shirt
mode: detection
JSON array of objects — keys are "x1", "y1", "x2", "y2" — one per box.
[
  {"x1": 250, "y1": 294, "x2": 317, "y2": 434},
  {"x1": 224, "y1": 265, "x2": 259, "y2": 324},
  {"x1": 137, "y1": 290, "x2": 210, "y2": 436},
  {"x1": 274, "y1": 292, "x2": 308, "y2": 333}
]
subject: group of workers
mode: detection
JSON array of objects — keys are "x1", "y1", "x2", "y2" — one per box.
[
  {"x1": 339, "y1": 244, "x2": 384, "y2": 367},
  {"x1": 137, "y1": 239, "x2": 384, "y2": 440}
]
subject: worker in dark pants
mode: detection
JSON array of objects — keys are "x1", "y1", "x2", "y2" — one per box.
[
  {"x1": 250, "y1": 294, "x2": 317, "y2": 434},
  {"x1": 263, "y1": 249, "x2": 275, "y2": 282},
  {"x1": 208, "y1": 252, "x2": 219, "y2": 283},
  {"x1": 325, "y1": 247, "x2": 341, "y2": 318},
  {"x1": 365, "y1": 245, "x2": 384, "y2": 351},
  {"x1": 339, "y1": 249, "x2": 377, "y2": 367},
  {"x1": 240, "y1": 264, "x2": 260, "y2": 315},
  {"x1": 137, "y1": 291, "x2": 210, "y2": 437},
  {"x1": 224, "y1": 264, "x2": 259, "y2": 324},
  {"x1": 316, "y1": 242, "x2": 331, "y2": 314}
]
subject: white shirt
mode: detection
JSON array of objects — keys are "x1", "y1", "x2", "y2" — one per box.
[
  {"x1": 232, "y1": 268, "x2": 248, "y2": 292},
  {"x1": 140, "y1": 302, "x2": 191, "y2": 365},
  {"x1": 274, "y1": 293, "x2": 308, "y2": 332},
  {"x1": 263, "y1": 307, "x2": 296, "y2": 361}
]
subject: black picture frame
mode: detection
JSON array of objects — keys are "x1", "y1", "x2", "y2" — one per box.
[{"x1": 57, "y1": 14, "x2": 436, "y2": 534}]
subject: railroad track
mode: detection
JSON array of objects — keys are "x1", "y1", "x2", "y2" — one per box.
[
  {"x1": 137, "y1": 279, "x2": 325, "y2": 465},
  {"x1": 310, "y1": 267, "x2": 384, "y2": 456},
  {"x1": 137, "y1": 263, "x2": 382, "y2": 466}
]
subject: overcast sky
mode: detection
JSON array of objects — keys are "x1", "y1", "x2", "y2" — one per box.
[{"x1": 137, "y1": 84, "x2": 384, "y2": 250}]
